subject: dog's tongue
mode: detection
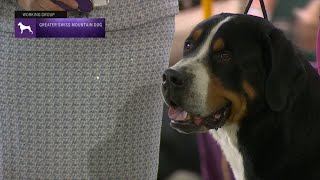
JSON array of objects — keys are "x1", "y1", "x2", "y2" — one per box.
[{"x1": 168, "y1": 107, "x2": 188, "y2": 121}]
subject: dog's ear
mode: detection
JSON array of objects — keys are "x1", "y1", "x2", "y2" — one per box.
[{"x1": 263, "y1": 28, "x2": 306, "y2": 111}]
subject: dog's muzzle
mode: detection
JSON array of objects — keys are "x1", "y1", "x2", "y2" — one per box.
[
  {"x1": 162, "y1": 69, "x2": 187, "y2": 89},
  {"x1": 162, "y1": 68, "x2": 232, "y2": 134},
  {"x1": 162, "y1": 68, "x2": 190, "y2": 110}
]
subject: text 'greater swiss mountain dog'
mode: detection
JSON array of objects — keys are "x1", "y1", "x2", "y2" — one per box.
[{"x1": 162, "y1": 13, "x2": 320, "y2": 180}]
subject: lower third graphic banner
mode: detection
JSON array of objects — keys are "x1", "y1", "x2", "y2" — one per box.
[{"x1": 15, "y1": 18, "x2": 105, "y2": 38}]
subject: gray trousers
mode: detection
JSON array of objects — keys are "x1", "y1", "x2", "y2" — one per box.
[{"x1": 0, "y1": 1, "x2": 176, "y2": 177}]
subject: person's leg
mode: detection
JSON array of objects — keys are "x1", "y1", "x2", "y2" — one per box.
[{"x1": 0, "y1": 16, "x2": 174, "y2": 179}]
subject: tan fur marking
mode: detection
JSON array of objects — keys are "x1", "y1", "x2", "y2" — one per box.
[
  {"x1": 242, "y1": 80, "x2": 256, "y2": 100},
  {"x1": 207, "y1": 74, "x2": 247, "y2": 123},
  {"x1": 212, "y1": 38, "x2": 225, "y2": 51},
  {"x1": 192, "y1": 29, "x2": 203, "y2": 41},
  {"x1": 207, "y1": 75, "x2": 229, "y2": 114}
]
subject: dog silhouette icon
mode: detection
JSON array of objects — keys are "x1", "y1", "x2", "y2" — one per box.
[{"x1": 17, "y1": 22, "x2": 33, "y2": 34}]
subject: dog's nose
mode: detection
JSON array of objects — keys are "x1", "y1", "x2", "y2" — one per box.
[{"x1": 162, "y1": 69, "x2": 186, "y2": 87}]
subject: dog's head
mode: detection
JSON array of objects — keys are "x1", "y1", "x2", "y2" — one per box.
[{"x1": 162, "y1": 13, "x2": 306, "y2": 133}]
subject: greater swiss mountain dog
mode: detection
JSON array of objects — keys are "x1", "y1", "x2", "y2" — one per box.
[{"x1": 162, "y1": 13, "x2": 320, "y2": 180}]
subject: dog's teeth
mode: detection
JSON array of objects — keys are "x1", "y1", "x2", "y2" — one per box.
[
  {"x1": 186, "y1": 114, "x2": 191, "y2": 120},
  {"x1": 223, "y1": 111, "x2": 227, "y2": 116},
  {"x1": 214, "y1": 114, "x2": 221, "y2": 119}
]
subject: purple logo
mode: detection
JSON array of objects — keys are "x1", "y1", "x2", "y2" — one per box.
[{"x1": 15, "y1": 18, "x2": 37, "y2": 38}]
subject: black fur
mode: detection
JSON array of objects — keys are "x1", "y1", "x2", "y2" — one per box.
[
  {"x1": 220, "y1": 14, "x2": 320, "y2": 179},
  {"x1": 179, "y1": 13, "x2": 320, "y2": 179}
]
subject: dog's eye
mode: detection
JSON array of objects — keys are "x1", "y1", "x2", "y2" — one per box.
[
  {"x1": 184, "y1": 41, "x2": 192, "y2": 50},
  {"x1": 220, "y1": 51, "x2": 232, "y2": 61}
]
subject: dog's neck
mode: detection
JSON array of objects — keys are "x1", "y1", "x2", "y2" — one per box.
[{"x1": 210, "y1": 123, "x2": 245, "y2": 180}]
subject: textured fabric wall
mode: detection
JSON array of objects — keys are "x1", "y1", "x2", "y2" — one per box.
[{"x1": 0, "y1": 1, "x2": 178, "y2": 179}]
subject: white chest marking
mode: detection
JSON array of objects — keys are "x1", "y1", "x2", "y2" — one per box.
[{"x1": 210, "y1": 124, "x2": 245, "y2": 180}]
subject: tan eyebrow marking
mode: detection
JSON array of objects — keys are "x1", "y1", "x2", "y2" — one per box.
[
  {"x1": 192, "y1": 28, "x2": 203, "y2": 41},
  {"x1": 212, "y1": 38, "x2": 225, "y2": 51}
]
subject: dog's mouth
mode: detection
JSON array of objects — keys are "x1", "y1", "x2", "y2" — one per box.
[{"x1": 168, "y1": 100, "x2": 232, "y2": 133}]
